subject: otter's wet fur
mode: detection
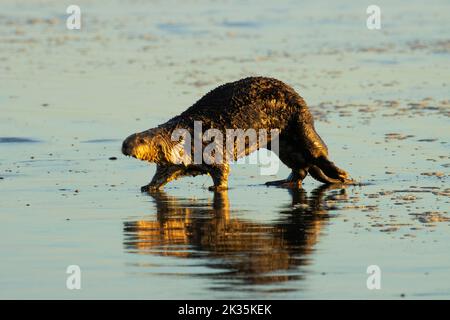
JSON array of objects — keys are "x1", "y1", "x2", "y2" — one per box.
[{"x1": 122, "y1": 77, "x2": 352, "y2": 191}]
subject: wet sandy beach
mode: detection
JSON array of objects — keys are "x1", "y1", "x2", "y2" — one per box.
[{"x1": 0, "y1": 0, "x2": 449, "y2": 299}]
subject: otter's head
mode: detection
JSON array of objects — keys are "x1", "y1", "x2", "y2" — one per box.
[{"x1": 122, "y1": 128, "x2": 176, "y2": 164}]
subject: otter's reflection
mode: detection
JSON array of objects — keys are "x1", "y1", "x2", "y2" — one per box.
[{"x1": 123, "y1": 185, "x2": 347, "y2": 288}]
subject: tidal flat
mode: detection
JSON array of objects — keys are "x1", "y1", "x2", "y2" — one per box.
[{"x1": 0, "y1": 0, "x2": 449, "y2": 299}]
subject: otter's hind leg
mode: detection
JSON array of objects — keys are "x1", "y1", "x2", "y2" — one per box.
[
  {"x1": 266, "y1": 138, "x2": 309, "y2": 188},
  {"x1": 311, "y1": 156, "x2": 350, "y2": 183},
  {"x1": 307, "y1": 161, "x2": 350, "y2": 184},
  {"x1": 291, "y1": 112, "x2": 352, "y2": 184},
  {"x1": 141, "y1": 165, "x2": 184, "y2": 192}
]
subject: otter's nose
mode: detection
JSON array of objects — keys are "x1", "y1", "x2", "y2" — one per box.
[{"x1": 122, "y1": 133, "x2": 138, "y2": 156}]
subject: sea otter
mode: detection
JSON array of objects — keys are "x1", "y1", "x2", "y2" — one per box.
[{"x1": 122, "y1": 77, "x2": 352, "y2": 191}]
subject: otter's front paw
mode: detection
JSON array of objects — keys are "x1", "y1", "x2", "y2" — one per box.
[
  {"x1": 208, "y1": 185, "x2": 228, "y2": 192},
  {"x1": 141, "y1": 184, "x2": 161, "y2": 192}
]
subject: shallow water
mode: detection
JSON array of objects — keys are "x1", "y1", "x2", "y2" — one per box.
[{"x1": 0, "y1": 0, "x2": 449, "y2": 299}]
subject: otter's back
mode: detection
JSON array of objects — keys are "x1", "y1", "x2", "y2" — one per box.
[{"x1": 167, "y1": 77, "x2": 307, "y2": 130}]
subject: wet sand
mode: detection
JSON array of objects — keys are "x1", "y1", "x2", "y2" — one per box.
[{"x1": 0, "y1": 0, "x2": 449, "y2": 299}]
